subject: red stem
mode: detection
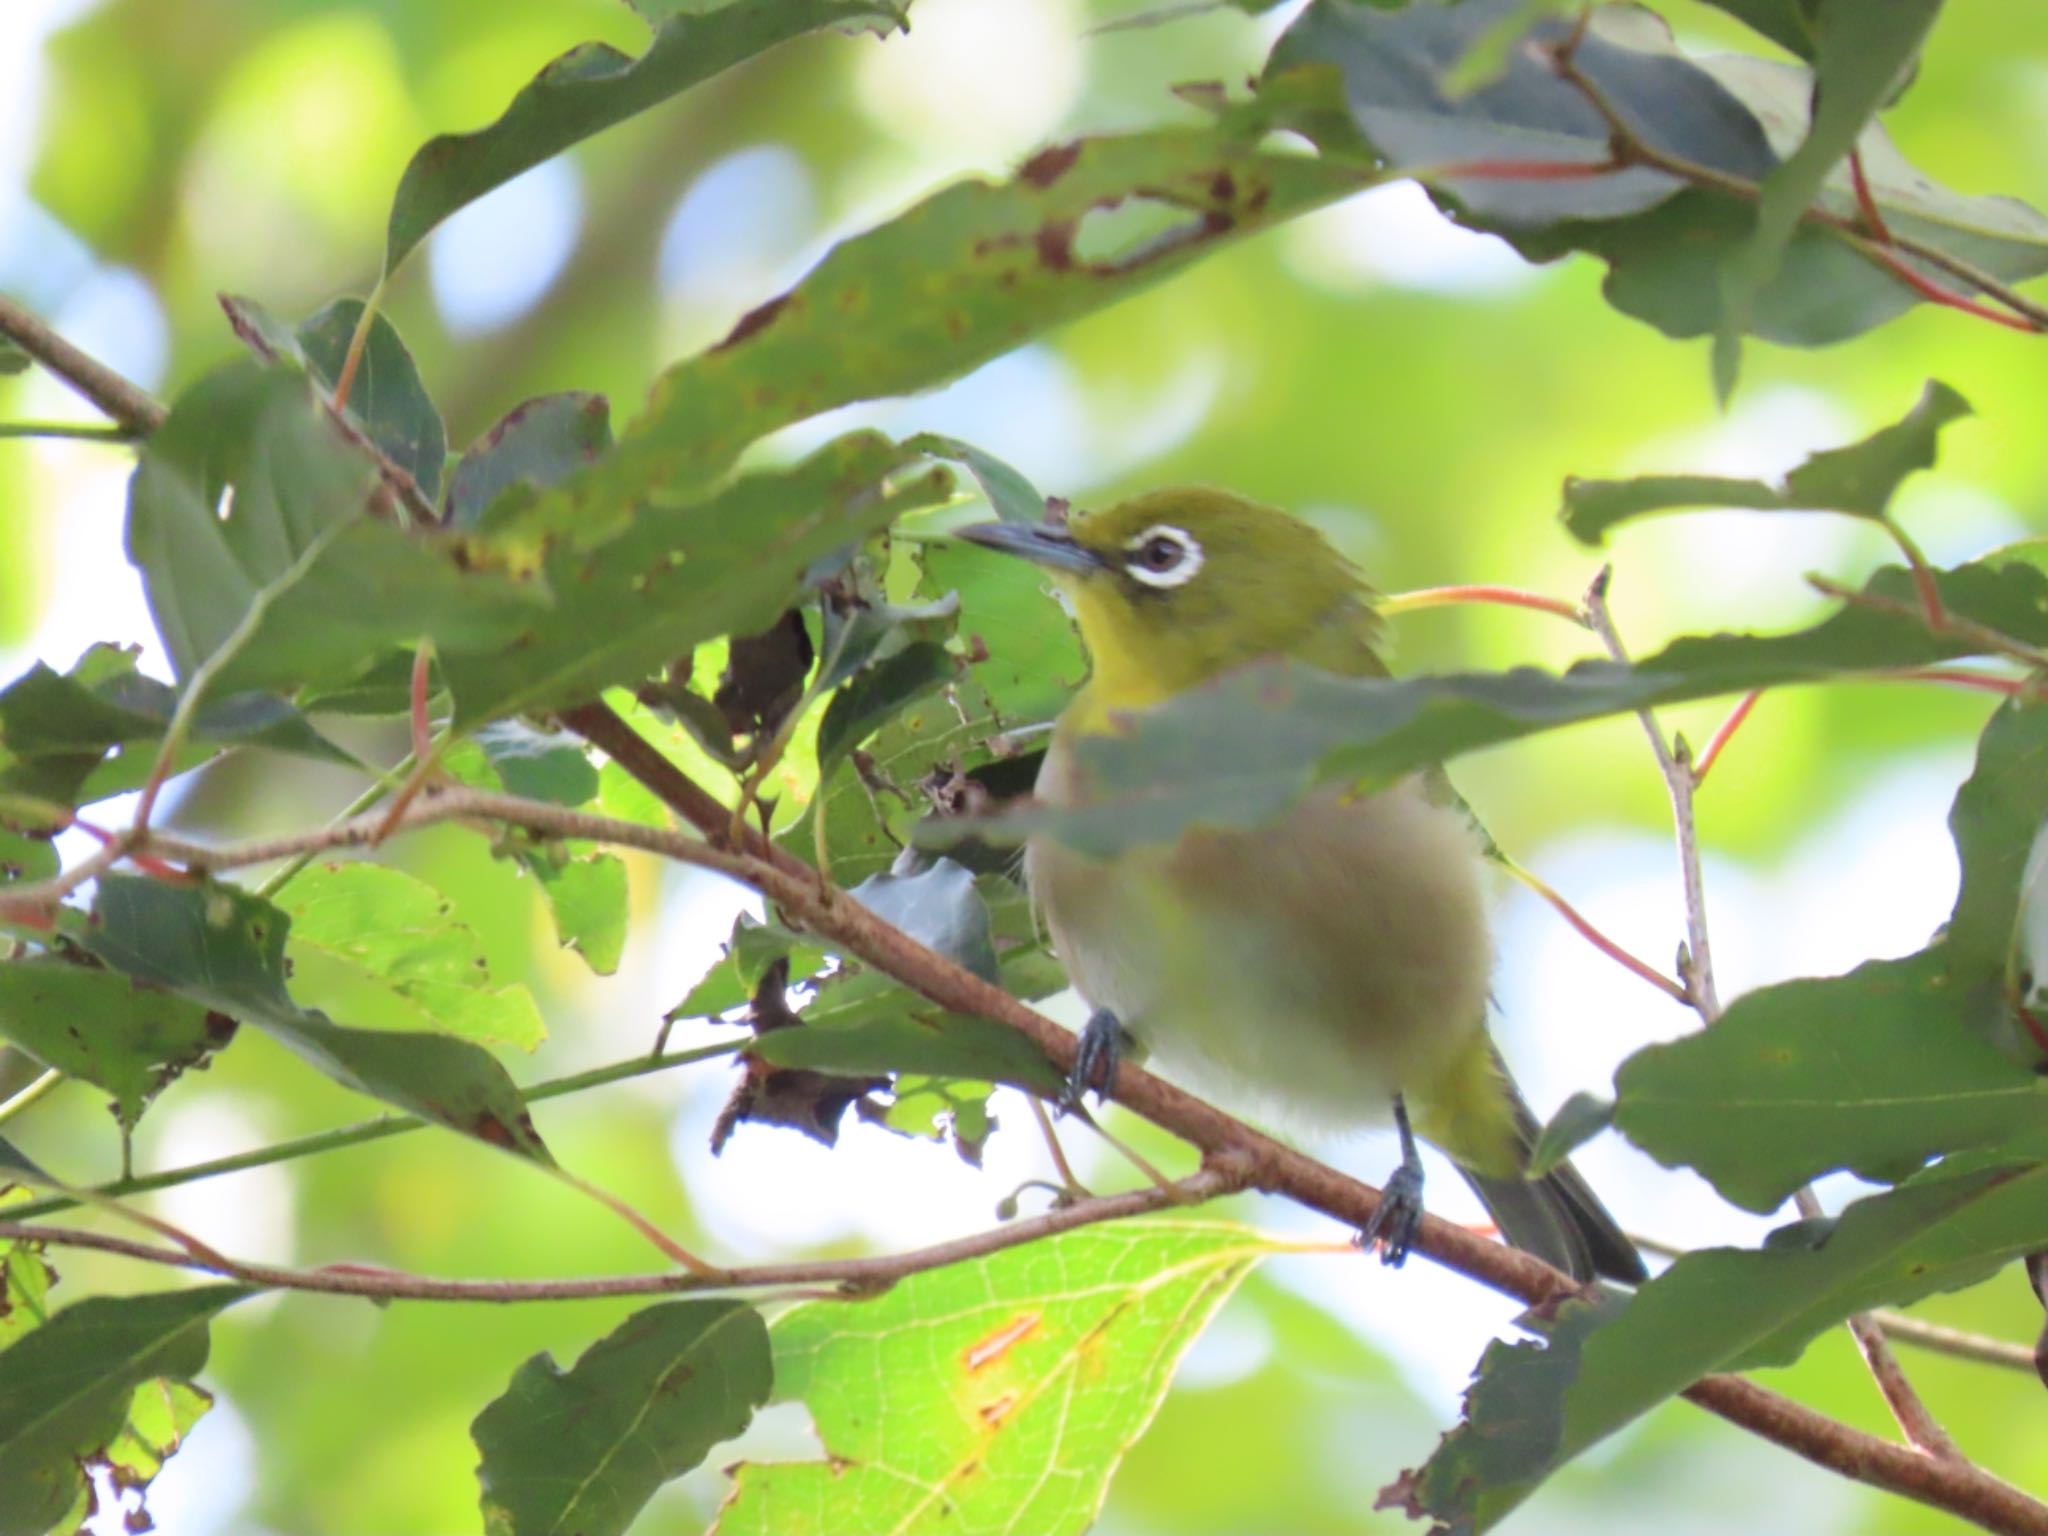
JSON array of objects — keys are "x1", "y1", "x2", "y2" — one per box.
[
  {"x1": 1848, "y1": 147, "x2": 1893, "y2": 244},
  {"x1": 1693, "y1": 690, "x2": 1762, "y2": 784}
]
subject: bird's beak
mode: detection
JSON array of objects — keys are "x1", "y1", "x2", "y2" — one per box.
[{"x1": 954, "y1": 520, "x2": 1105, "y2": 575}]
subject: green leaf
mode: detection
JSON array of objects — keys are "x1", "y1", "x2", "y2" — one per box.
[
  {"x1": 0, "y1": 340, "x2": 28, "y2": 377},
  {"x1": 1510, "y1": 59, "x2": 2048, "y2": 347},
  {"x1": 0, "y1": 829, "x2": 55, "y2": 888},
  {"x1": 381, "y1": 2, "x2": 907, "y2": 277},
  {"x1": 715, "y1": 1220, "x2": 1273, "y2": 1536},
  {"x1": 0, "y1": 1245, "x2": 55, "y2": 1352},
  {"x1": 473, "y1": 1300, "x2": 771, "y2": 1536},
  {"x1": 1948, "y1": 697, "x2": 2048, "y2": 981},
  {"x1": 1714, "y1": 0, "x2": 1940, "y2": 396},
  {"x1": 1613, "y1": 949, "x2": 2042, "y2": 1211},
  {"x1": 444, "y1": 725, "x2": 626, "y2": 975},
  {"x1": 847, "y1": 858, "x2": 999, "y2": 984},
  {"x1": 751, "y1": 951, "x2": 1064, "y2": 1094},
  {"x1": 1398, "y1": 1165, "x2": 2018, "y2": 1532},
  {"x1": 927, "y1": 560, "x2": 2048, "y2": 860},
  {"x1": 81, "y1": 875, "x2": 553, "y2": 1163},
  {"x1": 905, "y1": 434, "x2": 1047, "y2": 524},
  {"x1": 445, "y1": 392, "x2": 612, "y2": 529},
  {"x1": 277, "y1": 863, "x2": 547, "y2": 1052},
  {"x1": 1700, "y1": 0, "x2": 1816, "y2": 57},
  {"x1": 1268, "y1": 0, "x2": 1776, "y2": 226},
  {"x1": 126, "y1": 362, "x2": 541, "y2": 699},
  {"x1": 815, "y1": 644, "x2": 960, "y2": 776},
  {"x1": 1527, "y1": 1091, "x2": 1614, "y2": 1178},
  {"x1": 472, "y1": 721, "x2": 601, "y2": 806},
  {"x1": 0, "y1": 1284, "x2": 248, "y2": 1536},
  {"x1": 0, "y1": 646, "x2": 353, "y2": 817},
  {"x1": 1562, "y1": 380, "x2": 1971, "y2": 541},
  {"x1": 92, "y1": 1377, "x2": 213, "y2": 1536},
  {"x1": 1616, "y1": 699, "x2": 2048, "y2": 1209},
  {"x1": 530, "y1": 853, "x2": 629, "y2": 977},
  {"x1": 598, "y1": 129, "x2": 1364, "y2": 493},
  {"x1": 925, "y1": 537, "x2": 1087, "y2": 724},
  {"x1": 296, "y1": 298, "x2": 449, "y2": 503},
  {"x1": 0, "y1": 960, "x2": 229, "y2": 1134},
  {"x1": 440, "y1": 432, "x2": 952, "y2": 726}
]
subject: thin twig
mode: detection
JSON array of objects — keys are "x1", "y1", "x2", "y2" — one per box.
[
  {"x1": 0, "y1": 1165, "x2": 1244, "y2": 1304},
  {"x1": 1582, "y1": 568, "x2": 1720, "y2": 1017},
  {"x1": 1693, "y1": 690, "x2": 1763, "y2": 784},
  {"x1": 1495, "y1": 853, "x2": 1689, "y2": 1003},
  {"x1": 1868, "y1": 1310, "x2": 2043, "y2": 1374},
  {"x1": 1378, "y1": 583, "x2": 1591, "y2": 627},
  {"x1": 1586, "y1": 567, "x2": 1964, "y2": 1470},
  {"x1": 0, "y1": 421, "x2": 138, "y2": 442},
  {"x1": 3, "y1": 1040, "x2": 741, "y2": 1224},
  {"x1": 0, "y1": 294, "x2": 167, "y2": 434},
  {"x1": 0, "y1": 1068, "x2": 64, "y2": 1127}
]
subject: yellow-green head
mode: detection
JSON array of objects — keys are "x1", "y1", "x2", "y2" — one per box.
[{"x1": 957, "y1": 487, "x2": 1387, "y2": 711}]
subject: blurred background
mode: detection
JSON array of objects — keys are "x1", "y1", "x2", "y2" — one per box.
[{"x1": 5, "y1": 0, "x2": 2048, "y2": 1531}]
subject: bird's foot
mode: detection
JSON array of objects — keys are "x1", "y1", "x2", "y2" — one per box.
[
  {"x1": 1065, "y1": 1008, "x2": 1129, "y2": 1109},
  {"x1": 1355, "y1": 1162, "x2": 1425, "y2": 1268},
  {"x1": 1356, "y1": 1093, "x2": 1427, "y2": 1268}
]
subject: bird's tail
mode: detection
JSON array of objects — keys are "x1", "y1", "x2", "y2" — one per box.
[{"x1": 1455, "y1": 1070, "x2": 1645, "y2": 1286}]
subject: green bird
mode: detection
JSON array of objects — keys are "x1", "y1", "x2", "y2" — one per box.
[{"x1": 959, "y1": 488, "x2": 1644, "y2": 1284}]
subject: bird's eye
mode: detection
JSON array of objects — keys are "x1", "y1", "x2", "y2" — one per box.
[{"x1": 1122, "y1": 524, "x2": 1203, "y2": 589}]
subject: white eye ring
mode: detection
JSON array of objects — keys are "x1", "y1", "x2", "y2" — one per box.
[{"x1": 1123, "y1": 524, "x2": 1204, "y2": 589}]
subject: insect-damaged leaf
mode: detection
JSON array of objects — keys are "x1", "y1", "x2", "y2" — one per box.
[
  {"x1": 0, "y1": 1283, "x2": 247, "y2": 1536},
  {"x1": 381, "y1": 2, "x2": 907, "y2": 277},
  {"x1": 80, "y1": 875, "x2": 552, "y2": 1164},
  {"x1": 278, "y1": 862, "x2": 548, "y2": 1052},
  {"x1": 714, "y1": 1221, "x2": 1273, "y2": 1536},
  {"x1": 295, "y1": 298, "x2": 449, "y2": 503},
  {"x1": 473, "y1": 1300, "x2": 771, "y2": 1536},
  {"x1": 584, "y1": 128, "x2": 1365, "y2": 496}
]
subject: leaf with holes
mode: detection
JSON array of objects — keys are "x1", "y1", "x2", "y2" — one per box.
[
  {"x1": 278, "y1": 863, "x2": 547, "y2": 1051},
  {"x1": 1561, "y1": 380, "x2": 1971, "y2": 541},
  {"x1": 0, "y1": 1284, "x2": 246, "y2": 1536},
  {"x1": 714, "y1": 1220, "x2": 1275, "y2": 1536},
  {"x1": 926, "y1": 560, "x2": 2048, "y2": 860},
  {"x1": 0, "y1": 960, "x2": 231, "y2": 1135},
  {"x1": 382, "y1": 2, "x2": 905, "y2": 276},
  {"x1": 474, "y1": 1300, "x2": 771, "y2": 1536},
  {"x1": 847, "y1": 858, "x2": 999, "y2": 984},
  {"x1": 125, "y1": 362, "x2": 541, "y2": 701},
  {"x1": 445, "y1": 392, "x2": 613, "y2": 528},
  {"x1": 582, "y1": 129, "x2": 1363, "y2": 499},
  {"x1": 81, "y1": 875, "x2": 552, "y2": 1164}
]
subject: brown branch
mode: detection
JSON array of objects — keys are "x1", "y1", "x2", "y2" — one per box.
[
  {"x1": 0, "y1": 293, "x2": 168, "y2": 435},
  {"x1": 557, "y1": 697, "x2": 813, "y2": 880},
  {"x1": 1849, "y1": 1313, "x2": 1966, "y2": 1463},
  {"x1": 0, "y1": 1166, "x2": 1241, "y2": 1304},
  {"x1": 1868, "y1": 1310, "x2": 2042, "y2": 1373},
  {"x1": 33, "y1": 785, "x2": 2048, "y2": 1532}
]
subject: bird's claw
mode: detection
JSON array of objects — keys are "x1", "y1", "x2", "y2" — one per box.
[
  {"x1": 1356, "y1": 1162, "x2": 1425, "y2": 1268},
  {"x1": 1065, "y1": 1008, "x2": 1127, "y2": 1110}
]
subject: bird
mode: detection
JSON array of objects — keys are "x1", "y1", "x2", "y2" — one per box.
[{"x1": 957, "y1": 488, "x2": 1644, "y2": 1285}]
